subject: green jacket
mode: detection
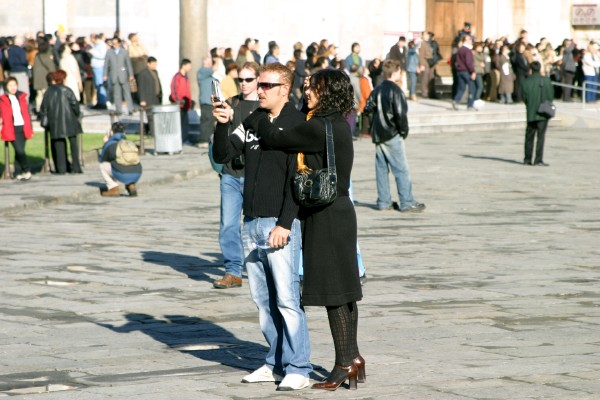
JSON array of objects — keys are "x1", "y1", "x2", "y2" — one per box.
[{"x1": 521, "y1": 73, "x2": 554, "y2": 122}]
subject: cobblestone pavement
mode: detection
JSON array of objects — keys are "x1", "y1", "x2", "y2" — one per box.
[{"x1": 0, "y1": 123, "x2": 599, "y2": 399}]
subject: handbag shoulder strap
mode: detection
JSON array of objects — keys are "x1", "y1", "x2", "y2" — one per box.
[{"x1": 324, "y1": 118, "x2": 336, "y2": 173}]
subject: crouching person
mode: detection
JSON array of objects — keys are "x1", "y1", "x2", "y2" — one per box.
[{"x1": 99, "y1": 122, "x2": 142, "y2": 197}]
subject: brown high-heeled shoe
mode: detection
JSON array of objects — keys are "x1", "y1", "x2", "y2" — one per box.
[
  {"x1": 353, "y1": 355, "x2": 366, "y2": 383},
  {"x1": 312, "y1": 364, "x2": 358, "y2": 391}
]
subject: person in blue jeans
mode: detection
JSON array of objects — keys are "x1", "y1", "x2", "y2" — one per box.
[
  {"x1": 364, "y1": 59, "x2": 425, "y2": 213},
  {"x1": 212, "y1": 62, "x2": 260, "y2": 289},
  {"x1": 98, "y1": 122, "x2": 142, "y2": 197},
  {"x1": 90, "y1": 33, "x2": 108, "y2": 109},
  {"x1": 452, "y1": 34, "x2": 477, "y2": 111},
  {"x1": 212, "y1": 63, "x2": 312, "y2": 391}
]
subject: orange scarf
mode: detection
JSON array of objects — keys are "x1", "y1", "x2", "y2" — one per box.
[{"x1": 297, "y1": 110, "x2": 315, "y2": 173}]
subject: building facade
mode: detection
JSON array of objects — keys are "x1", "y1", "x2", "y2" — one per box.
[{"x1": 2, "y1": 0, "x2": 599, "y2": 99}]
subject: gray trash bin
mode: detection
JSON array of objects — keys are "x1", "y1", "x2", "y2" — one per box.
[{"x1": 152, "y1": 104, "x2": 182, "y2": 154}]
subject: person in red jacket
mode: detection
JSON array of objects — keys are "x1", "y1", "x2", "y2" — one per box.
[
  {"x1": 170, "y1": 58, "x2": 194, "y2": 144},
  {"x1": 0, "y1": 77, "x2": 33, "y2": 180}
]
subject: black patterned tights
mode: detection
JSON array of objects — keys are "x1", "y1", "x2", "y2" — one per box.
[{"x1": 325, "y1": 301, "x2": 360, "y2": 381}]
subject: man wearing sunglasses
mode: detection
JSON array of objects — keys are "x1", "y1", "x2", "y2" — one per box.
[{"x1": 212, "y1": 63, "x2": 311, "y2": 391}]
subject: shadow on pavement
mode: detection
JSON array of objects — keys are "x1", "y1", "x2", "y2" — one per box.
[
  {"x1": 85, "y1": 181, "x2": 105, "y2": 188},
  {"x1": 97, "y1": 313, "x2": 268, "y2": 372},
  {"x1": 142, "y1": 251, "x2": 223, "y2": 283},
  {"x1": 462, "y1": 154, "x2": 524, "y2": 165}
]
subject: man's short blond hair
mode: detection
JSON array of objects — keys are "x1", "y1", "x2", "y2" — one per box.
[{"x1": 260, "y1": 62, "x2": 293, "y2": 86}]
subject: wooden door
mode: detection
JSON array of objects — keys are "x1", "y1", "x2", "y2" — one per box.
[{"x1": 426, "y1": 0, "x2": 483, "y2": 76}]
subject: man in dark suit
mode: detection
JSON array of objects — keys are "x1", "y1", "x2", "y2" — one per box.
[
  {"x1": 521, "y1": 61, "x2": 554, "y2": 166},
  {"x1": 137, "y1": 56, "x2": 162, "y2": 108},
  {"x1": 388, "y1": 36, "x2": 408, "y2": 92},
  {"x1": 136, "y1": 56, "x2": 162, "y2": 136},
  {"x1": 103, "y1": 37, "x2": 135, "y2": 114}
]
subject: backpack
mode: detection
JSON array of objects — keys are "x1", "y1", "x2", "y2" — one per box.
[{"x1": 116, "y1": 140, "x2": 140, "y2": 166}]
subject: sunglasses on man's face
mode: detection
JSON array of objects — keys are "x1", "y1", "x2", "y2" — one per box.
[
  {"x1": 258, "y1": 82, "x2": 284, "y2": 90},
  {"x1": 237, "y1": 77, "x2": 256, "y2": 83}
]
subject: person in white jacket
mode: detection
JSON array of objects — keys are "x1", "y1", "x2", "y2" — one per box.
[
  {"x1": 59, "y1": 44, "x2": 82, "y2": 102},
  {"x1": 582, "y1": 42, "x2": 600, "y2": 103}
]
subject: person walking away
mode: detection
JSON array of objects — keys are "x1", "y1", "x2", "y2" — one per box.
[
  {"x1": 212, "y1": 63, "x2": 312, "y2": 391},
  {"x1": 32, "y1": 39, "x2": 56, "y2": 115},
  {"x1": 212, "y1": 62, "x2": 260, "y2": 290},
  {"x1": 0, "y1": 77, "x2": 33, "y2": 180},
  {"x1": 452, "y1": 35, "x2": 477, "y2": 111},
  {"x1": 521, "y1": 61, "x2": 554, "y2": 166},
  {"x1": 39, "y1": 70, "x2": 83, "y2": 174},
  {"x1": 103, "y1": 37, "x2": 135, "y2": 114},
  {"x1": 244, "y1": 69, "x2": 365, "y2": 391},
  {"x1": 170, "y1": 58, "x2": 194, "y2": 145},
  {"x1": 364, "y1": 60, "x2": 426, "y2": 213},
  {"x1": 59, "y1": 44, "x2": 82, "y2": 102},
  {"x1": 582, "y1": 42, "x2": 600, "y2": 103},
  {"x1": 98, "y1": 122, "x2": 142, "y2": 197}
]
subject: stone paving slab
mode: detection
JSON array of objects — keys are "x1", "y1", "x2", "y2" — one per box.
[{"x1": 0, "y1": 120, "x2": 599, "y2": 399}]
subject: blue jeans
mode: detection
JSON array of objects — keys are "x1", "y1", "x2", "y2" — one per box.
[
  {"x1": 584, "y1": 75, "x2": 598, "y2": 103},
  {"x1": 112, "y1": 170, "x2": 141, "y2": 185},
  {"x1": 93, "y1": 66, "x2": 107, "y2": 105},
  {"x1": 454, "y1": 70, "x2": 475, "y2": 107},
  {"x1": 219, "y1": 174, "x2": 244, "y2": 277},
  {"x1": 242, "y1": 217, "x2": 311, "y2": 377},
  {"x1": 375, "y1": 135, "x2": 417, "y2": 210},
  {"x1": 408, "y1": 71, "x2": 417, "y2": 97}
]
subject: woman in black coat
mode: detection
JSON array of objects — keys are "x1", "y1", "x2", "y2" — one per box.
[
  {"x1": 246, "y1": 69, "x2": 364, "y2": 391},
  {"x1": 40, "y1": 69, "x2": 83, "y2": 174}
]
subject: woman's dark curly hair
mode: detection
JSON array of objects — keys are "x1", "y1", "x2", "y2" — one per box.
[{"x1": 309, "y1": 69, "x2": 355, "y2": 116}]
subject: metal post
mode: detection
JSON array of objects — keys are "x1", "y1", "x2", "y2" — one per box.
[
  {"x1": 78, "y1": 133, "x2": 84, "y2": 167},
  {"x1": 139, "y1": 107, "x2": 145, "y2": 155},
  {"x1": 116, "y1": 0, "x2": 120, "y2": 33},
  {"x1": 110, "y1": 112, "x2": 117, "y2": 125},
  {"x1": 42, "y1": 128, "x2": 51, "y2": 173},
  {"x1": 2, "y1": 141, "x2": 11, "y2": 180}
]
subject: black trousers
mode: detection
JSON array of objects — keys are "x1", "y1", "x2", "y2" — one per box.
[
  {"x1": 180, "y1": 109, "x2": 191, "y2": 144},
  {"x1": 524, "y1": 119, "x2": 548, "y2": 164},
  {"x1": 561, "y1": 71, "x2": 574, "y2": 101},
  {"x1": 51, "y1": 136, "x2": 81, "y2": 174},
  {"x1": 11, "y1": 126, "x2": 30, "y2": 173}
]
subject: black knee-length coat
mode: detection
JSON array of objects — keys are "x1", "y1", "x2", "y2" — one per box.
[{"x1": 251, "y1": 111, "x2": 363, "y2": 307}]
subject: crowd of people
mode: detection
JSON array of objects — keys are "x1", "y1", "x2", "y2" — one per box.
[{"x1": 0, "y1": 24, "x2": 596, "y2": 392}]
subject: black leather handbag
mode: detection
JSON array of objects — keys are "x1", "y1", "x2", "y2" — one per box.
[
  {"x1": 537, "y1": 79, "x2": 556, "y2": 119},
  {"x1": 293, "y1": 118, "x2": 337, "y2": 207}
]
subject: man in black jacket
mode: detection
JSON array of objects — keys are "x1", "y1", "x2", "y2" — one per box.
[
  {"x1": 212, "y1": 63, "x2": 312, "y2": 391},
  {"x1": 364, "y1": 59, "x2": 425, "y2": 213},
  {"x1": 136, "y1": 57, "x2": 162, "y2": 135}
]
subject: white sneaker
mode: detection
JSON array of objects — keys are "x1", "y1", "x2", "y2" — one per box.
[
  {"x1": 15, "y1": 171, "x2": 31, "y2": 181},
  {"x1": 277, "y1": 373, "x2": 310, "y2": 391},
  {"x1": 241, "y1": 365, "x2": 283, "y2": 383}
]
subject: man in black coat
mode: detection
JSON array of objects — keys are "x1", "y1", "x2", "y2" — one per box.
[{"x1": 136, "y1": 57, "x2": 162, "y2": 136}]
